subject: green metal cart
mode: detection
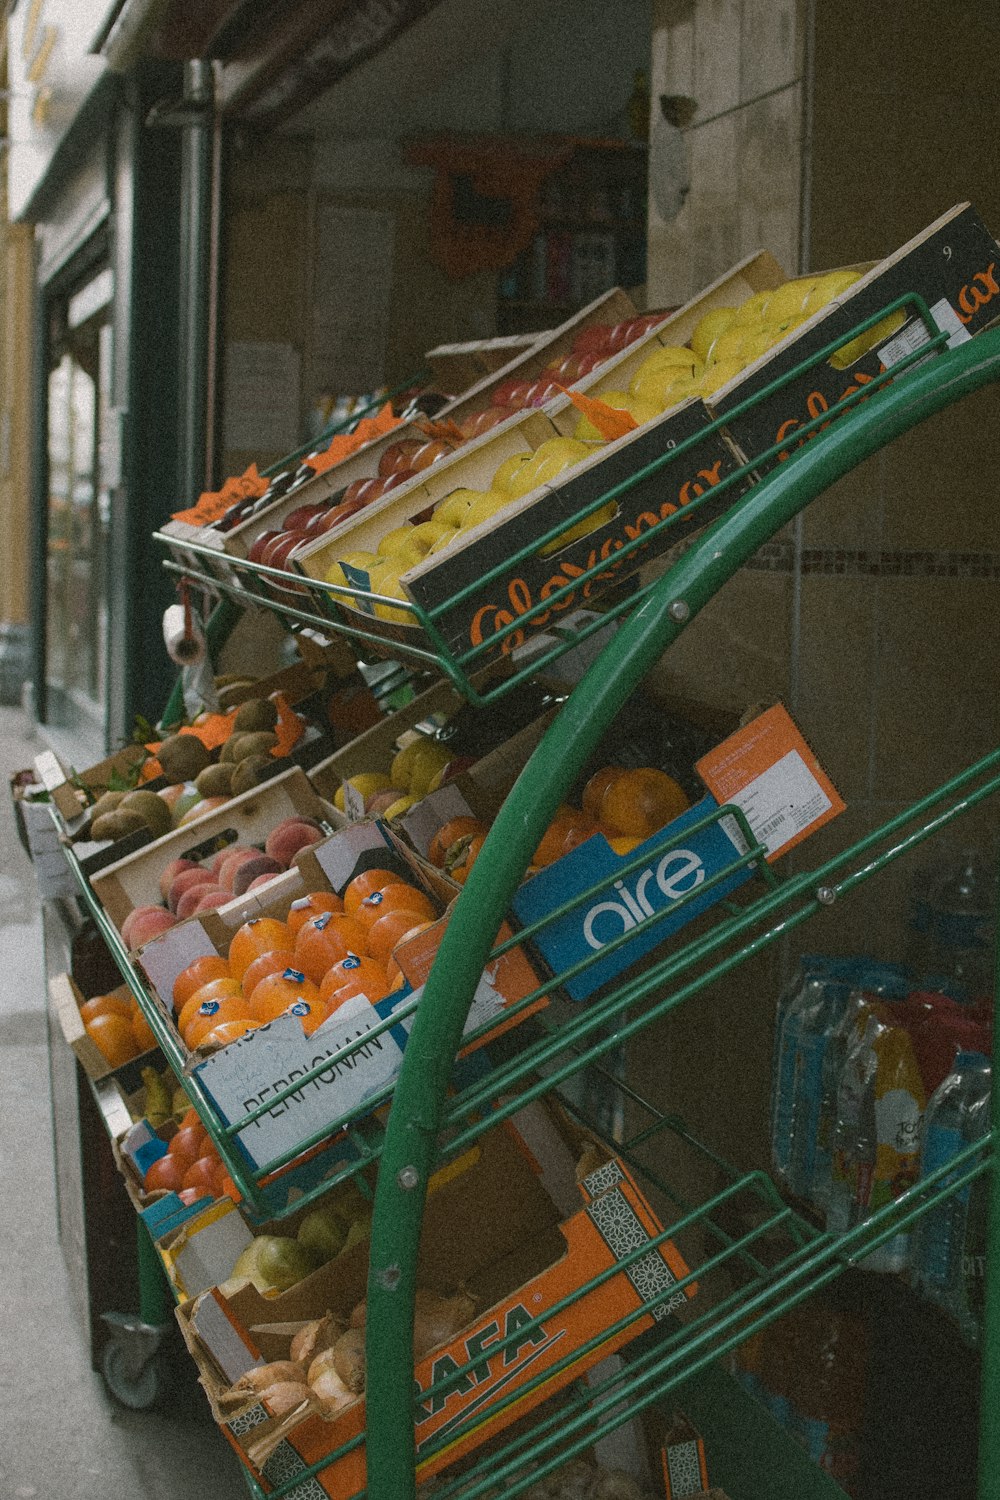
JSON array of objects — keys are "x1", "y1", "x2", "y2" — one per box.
[{"x1": 63, "y1": 309, "x2": 1000, "y2": 1496}]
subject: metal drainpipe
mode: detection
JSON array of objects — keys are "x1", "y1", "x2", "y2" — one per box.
[{"x1": 177, "y1": 59, "x2": 215, "y2": 501}]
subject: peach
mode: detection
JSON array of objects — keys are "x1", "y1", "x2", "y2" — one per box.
[
  {"x1": 123, "y1": 906, "x2": 179, "y2": 949},
  {"x1": 231, "y1": 854, "x2": 284, "y2": 896},
  {"x1": 159, "y1": 857, "x2": 199, "y2": 903},
  {"x1": 219, "y1": 848, "x2": 261, "y2": 892},
  {"x1": 168, "y1": 865, "x2": 214, "y2": 912},
  {"x1": 210, "y1": 843, "x2": 251, "y2": 877},
  {"x1": 247, "y1": 872, "x2": 284, "y2": 892},
  {"x1": 194, "y1": 888, "x2": 232, "y2": 913},
  {"x1": 265, "y1": 820, "x2": 323, "y2": 868},
  {"x1": 175, "y1": 882, "x2": 218, "y2": 920}
]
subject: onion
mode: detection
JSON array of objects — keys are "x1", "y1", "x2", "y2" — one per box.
[
  {"x1": 413, "y1": 1288, "x2": 476, "y2": 1358},
  {"x1": 289, "y1": 1312, "x2": 342, "y2": 1365},
  {"x1": 235, "y1": 1360, "x2": 307, "y2": 1391},
  {"x1": 259, "y1": 1380, "x2": 315, "y2": 1417},
  {"x1": 332, "y1": 1326, "x2": 367, "y2": 1393},
  {"x1": 348, "y1": 1298, "x2": 366, "y2": 1329},
  {"x1": 311, "y1": 1364, "x2": 355, "y2": 1415}
]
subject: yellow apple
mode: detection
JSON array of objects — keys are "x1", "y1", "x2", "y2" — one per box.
[
  {"x1": 828, "y1": 308, "x2": 906, "y2": 371},
  {"x1": 324, "y1": 550, "x2": 379, "y2": 604},
  {"x1": 763, "y1": 280, "x2": 815, "y2": 322},
  {"x1": 408, "y1": 520, "x2": 454, "y2": 553},
  {"x1": 705, "y1": 325, "x2": 748, "y2": 366},
  {"x1": 367, "y1": 561, "x2": 414, "y2": 625},
  {"x1": 461, "y1": 490, "x2": 514, "y2": 531},
  {"x1": 730, "y1": 289, "x2": 772, "y2": 327},
  {"x1": 428, "y1": 527, "x2": 459, "y2": 554},
  {"x1": 492, "y1": 453, "x2": 535, "y2": 493},
  {"x1": 334, "y1": 772, "x2": 393, "y2": 812},
  {"x1": 697, "y1": 357, "x2": 749, "y2": 396},
  {"x1": 539, "y1": 501, "x2": 617, "y2": 556},
  {"x1": 506, "y1": 438, "x2": 591, "y2": 500},
  {"x1": 690, "y1": 307, "x2": 737, "y2": 364},
  {"x1": 433, "y1": 488, "x2": 481, "y2": 526},
  {"x1": 377, "y1": 526, "x2": 417, "y2": 558},
  {"x1": 802, "y1": 269, "x2": 863, "y2": 315}
]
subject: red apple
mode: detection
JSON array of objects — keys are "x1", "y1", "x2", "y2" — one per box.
[
  {"x1": 526, "y1": 377, "x2": 563, "y2": 408},
  {"x1": 312, "y1": 497, "x2": 367, "y2": 534},
  {"x1": 459, "y1": 406, "x2": 508, "y2": 439},
  {"x1": 574, "y1": 351, "x2": 607, "y2": 378},
  {"x1": 543, "y1": 352, "x2": 584, "y2": 383},
  {"x1": 247, "y1": 529, "x2": 282, "y2": 564},
  {"x1": 282, "y1": 503, "x2": 327, "y2": 531},
  {"x1": 408, "y1": 439, "x2": 454, "y2": 472},
  {"x1": 341, "y1": 476, "x2": 380, "y2": 508},
  {"x1": 378, "y1": 439, "x2": 424, "y2": 477},
  {"x1": 571, "y1": 323, "x2": 614, "y2": 356}
]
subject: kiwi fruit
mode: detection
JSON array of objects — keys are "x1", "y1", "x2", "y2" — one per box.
[
  {"x1": 231, "y1": 730, "x2": 278, "y2": 762},
  {"x1": 157, "y1": 733, "x2": 211, "y2": 784},
  {"x1": 231, "y1": 754, "x2": 273, "y2": 797},
  {"x1": 195, "y1": 762, "x2": 235, "y2": 798},
  {"x1": 233, "y1": 697, "x2": 279, "y2": 733},
  {"x1": 220, "y1": 732, "x2": 252, "y2": 764},
  {"x1": 119, "y1": 789, "x2": 172, "y2": 839},
  {"x1": 89, "y1": 790, "x2": 125, "y2": 822},
  {"x1": 91, "y1": 808, "x2": 149, "y2": 842}
]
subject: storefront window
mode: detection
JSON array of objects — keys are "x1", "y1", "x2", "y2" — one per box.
[{"x1": 44, "y1": 271, "x2": 111, "y2": 730}]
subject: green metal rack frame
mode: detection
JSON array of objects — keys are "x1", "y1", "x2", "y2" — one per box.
[{"x1": 65, "y1": 314, "x2": 1000, "y2": 1496}]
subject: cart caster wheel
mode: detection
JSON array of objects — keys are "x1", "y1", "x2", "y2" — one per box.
[{"x1": 101, "y1": 1337, "x2": 166, "y2": 1410}]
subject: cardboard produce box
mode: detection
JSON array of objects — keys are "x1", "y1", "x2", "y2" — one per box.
[
  {"x1": 89, "y1": 765, "x2": 334, "y2": 934},
  {"x1": 49, "y1": 972, "x2": 158, "y2": 1083},
  {"x1": 658, "y1": 1413, "x2": 710, "y2": 1498},
  {"x1": 435, "y1": 286, "x2": 641, "y2": 429},
  {"x1": 408, "y1": 701, "x2": 843, "y2": 1002},
  {"x1": 33, "y1": 742, "x2": 151, "y2": 827},
  {"x1": 710, "y1": 202, "x2": 1000, "y2": 469},
  {"x1": 425, "y1": 331, "x2": 544, "y2": 393},
  {"x1": 177, "y1": 1122, "x2": 695, "y2": 1497},
  {"x1": 134, "y1": 821, "x2": 547, "y2": 1171}
]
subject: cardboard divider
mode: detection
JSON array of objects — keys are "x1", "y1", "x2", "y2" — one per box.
[
  {"x1": 133, "y1": 821, "x2": 548, "y2": 1172},
  {"x1": 34, "y1": 743, "x2": 152, "y2": 827},
  {"x1": 176, "y1": 1120, "x2": 694, "y2": 1497},
  {"x1": 90, "y1": 765, "x2": 335, "y2": 933}
]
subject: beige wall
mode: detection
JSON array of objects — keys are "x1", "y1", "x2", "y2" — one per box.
[{"x1": 0, "y1": 219, "x2": 34, "y2": 629}]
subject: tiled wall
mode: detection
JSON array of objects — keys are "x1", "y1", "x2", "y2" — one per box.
[{"x1": 636, "y1": 1, "x2": 1000, "y2": 1179}]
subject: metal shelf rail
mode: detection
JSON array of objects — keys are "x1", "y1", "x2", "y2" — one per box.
[
  {"x1": 363, "y1": 328, "x2": 1000, "y2": 1500},
  {"x1": 69, "y1": 316, "x2": 1000, "y2": 1495}
]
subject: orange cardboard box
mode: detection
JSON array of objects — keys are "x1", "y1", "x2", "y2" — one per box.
[
  {"x1": 178, "y1": 1122, "x2": 695, "y2": 1496},
  {"x1": 694, "y1": 702, "x2": 845, "y2": 862}
]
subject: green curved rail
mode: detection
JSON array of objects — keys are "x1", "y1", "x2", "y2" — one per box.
[{"x1": 364, "y1": 325, "x2": 1000, "y2": 1498}]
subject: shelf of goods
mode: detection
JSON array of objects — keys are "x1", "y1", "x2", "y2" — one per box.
[{"x1": 49, "y1": 245, "x2": 1000, "y2": 1499}]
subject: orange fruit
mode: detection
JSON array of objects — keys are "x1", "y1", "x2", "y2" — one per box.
[
  {"x1": 144, "y1": 1154, "x2": 185, "y2": 1194},
  {"x1": 605, "y1": 834, "x2": 643, "y2": 856},
  {"x1": 184, "y1": 995, "x2": 255, "y2": 1049},
  {"x1": 342, "y1": 868, "x2": 402, "y2": 918},
  {"x1": 177, "y1": 1106, "x2": 202, "y2": 1132},
  {"x1": 445, "y1": 833, "x2": 485, "y2": 885},
  {"x1": 366, "y1": 911, "x2": 432, "y2": 970},
  {"x1": 428, "y1": 818, "x2": 488, "y2": 869},
  {"x1": 228, "y1": 917, "x2": 293, "y2": 980},
  {"x1": 177, "y1": 978, "x2": 242, "y2": 1041},
  {"x1": 600, "y1": 768, "x2": 689, "y2": 839},
  {"x1": 218, "y1": 1170, "x2": 242, "y2": 1203},
  {"x1": 294, "y1": 913, "x2": 368, "y2": 985},
  {"x1": 242, "y1": 949, "x2": 300, "y2": 1002},
  {"x1": 559, "y1": 813, "x2": 600, "y2": 857},
  {"x1": 250, "y1": 968, "x2": 322, "y2": 1023},
  {"x1": 131, "y1": 1009, "x2": 157, "y2": 1053},
  {"x1": 582, "y1": 766, "x2": 625, "y2": 821},
  {"x1": 287, "y1": 997, "x2": 331, "y2": 1037},
  {"x1": 533, "y1": 807, "x2": 584, "y2": 868},
  {"x1": 286, "y1": 891, "x2": 344, "y2": 936},
  {"x1": 80, "y1": 992, "x2": 133, "y2": 1025},
  {"x1": 355, "y1": 883, "x2": 436, "y2": 933},
  {"x1": 201, "y1": 1018, "x2": 260, "y2": 1049},
  {"x1": 319, "y1": 954, "x2": 391, "y2": 1005},
  {"x1": 182, "y1": 1156, "x2": 221, "y2": 1195},
  {"x1": 168, "y1": 1123, "x2": 209, "y2": 1167},
  {"x1": 85, "y1": 1012, "x2": 139, "y2": 1068},
  {"x1": 172, "y1": 954, "x2": 232, "y2": 1012}
]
